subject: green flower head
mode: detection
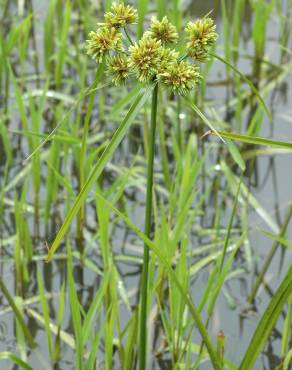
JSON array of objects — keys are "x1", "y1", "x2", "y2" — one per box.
[
  {"x1": 86, "y1": 6, "x2": 217, "y2": 90},
  {"x1": 145, "y1": 16, "x2": 178, "y2": 45},
  {"x1": 86, "y1": 27, "x2": 122, "y2": 62},
  {"x1": 106, "y1": 55, "x2": 130, "y2": 85},
  {"x1": 185, "y1": 17, "x2": 218, "y2": 61},
  {"x1": 129, "y1": 36, "x2": 162, "y2": 82},
  {"x1": 157, "y1": 47, "x2": 179, "y2": 73},
  {"x1": 102, "y1": 2, "x2": 137, "y2": 29},
  {"x1": 158, "y1": 61, "x2": 202, "y2": 95}
]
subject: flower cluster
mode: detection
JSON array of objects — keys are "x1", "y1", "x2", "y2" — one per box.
[
  {"x1": 101, "y1": 2, "x2": 137, "y2": 29},
  {"x1": 158, "y1": 62, "x2": 201, "y2": 95},
  {"x1": 145, "y1": 16, "x2": 178, "y2": 45},
  {"x1": 185, "y1": 18, "x2": 218, "y2": 62},
  {"x1": 86, "y1": 27, "x2": 122, "y2": 62},
  {"x1": 129, "y1": 37, "x2": 162, "y2": 82},
  {"x1": 107, "y1": 55, "x2": 130, "y2": 85},
  {"x1": 86, "y1": 3, "x2": 218, "y2": 95}
]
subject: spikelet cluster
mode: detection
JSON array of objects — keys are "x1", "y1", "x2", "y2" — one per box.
[
  {"x1": 157, "y1": 47, "x2": 179, "y2": 74},
  {"x1": 145, "y1": 16, "x2": 178, "y2": 45},
  {"x1": 102, "y1": 2, "x2": 137, "y2": 28},
  {"x1": 185, "y1": 18, "x2": 218, "y2": 62},
  {"x1": 129, "y1": 37, "x2": 163, "y2": 82},
  {"x1": 86, "y1": 3, "x2": 218, "y2": 95},
  {"x1": 158, "y1": 62, "x2": 201, "y2": 95},
  {"x1": 86, "y1": 27, "x2": 122, "y2": 62},
  {"x1": 107, "y1": 55, "x2": 130, "y2": 85}
]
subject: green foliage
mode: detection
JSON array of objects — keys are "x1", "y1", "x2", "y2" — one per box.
[{"x1": 0, "y1": 1, "x2": 291, "y2": 370}]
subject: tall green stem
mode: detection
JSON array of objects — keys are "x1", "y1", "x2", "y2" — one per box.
[
  {"x1": 139, "y1": 83, "x2": 158, "y2": 370},
  {"x1": 78, "y1": 62, "x2": 104, "y2": 258}
]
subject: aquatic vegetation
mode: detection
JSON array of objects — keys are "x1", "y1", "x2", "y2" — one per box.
[
  {"x1": 102, "y1": 2, "x2": 138, "y2": 28},
  {"x1": 86, "y1": 4, "x2": 214, "y2": 93},
  {"x1": 145, "y1": 16, "x2": 179, "y2": 45},
  {"x1": 0, "y1": 1, "x2": 292, "y2": 370},
  {"x1": 185, "y1": 17, "x2": 218, "y2": 61},
  {"x1": 158, "y1": 61, "x2": 202, "y2": 95},
  {"x1": 86, "y1": 6, "x2": 218, "y2": 368},
  {"x1": 86, "y1": 26, "x2": 123, "y2": 62},
  {"x1": 106, "y1": 54, "x2": 130, "y2": 85}
]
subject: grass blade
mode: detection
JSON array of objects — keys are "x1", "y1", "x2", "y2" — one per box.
[
  {"x1": 259, "y1": 229, "x2": 292, "y2": 248},
  {"x1": 94, "y1": 191, "x2": 221, "y2": 369},
  {"x1": 211, "y1": 130, "x2": 292, "y2": 149},
  {"x1": 37, "y1": 269, "x2": 53, "y2": 362},
  {"x1": 281, "y1": 294, "x2": 292, "y2": 357},
  {"x1": 0, "y1": 352, "x2": 35, "y2": 370},
  {"x1": 46, "y1": 85, "x2": 152, "y2": 261},
  {"x1": 218, "y1": 175, "x2": 242, "y2": 271},
  {"x1": 55, "y1": 0, "x2": 70, "y2": 86},
  {"x1": 184, "y1": 99, "x2": 225, "y2": 143},
  {"x1": 67, "y1": 240, "x2": 83, "y2": 370},
  {"x1": 239, "y1": 263, "x2": 292, "y2": 370},
  {"x1": 0, "y1": 278, "x2": 36, "y2": 348},
  {"x1": 211, "y1": 53, "x2": 272, "y2": 121}
]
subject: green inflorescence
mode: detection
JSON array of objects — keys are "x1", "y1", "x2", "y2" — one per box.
[
  {"x1": 145, "y1": 16, "x2": 179, "y2": 45},
  {"x1": 101, "y1": 2, "x2": 138, "y2": 29},
  {"x1": 86, "y1": 2, "x2": 218, "y2": 95},
  {"x1": 86, "y1": 27, "x2": 122, "y2": 62},
  {"x1": 185, "y1": 18, "x2": 218, "y2": 62}
]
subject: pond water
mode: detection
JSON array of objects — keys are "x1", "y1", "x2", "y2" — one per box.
[{"x1": 0, "y1": 1, "x2": 292, "y2": 369}]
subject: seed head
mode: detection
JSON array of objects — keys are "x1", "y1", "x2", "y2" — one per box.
[
  {"x1": 145, "y1": 16, "x2": 178, "y2": 45},
  {"x1": 129, "y1": 37, "x2": 162, "y2": 82},
  {"x1": 86, "y1": 27, "x2": 122, "y2": 62},
  {"x1": 157, "y1": 47, "x2": 179, "y2": 73},
  {"x1": 106, "y1": 55, "x2": 130, "y2": 85},
  {"x1": 158, "y1": 61, "x2": 201, "y2": 95},
  {"x1": 185, "y1": 17, "x2": 218, "y2": 62},
  {"x1": 102, "y1": 2, "x2": 137, "y2": 29}
]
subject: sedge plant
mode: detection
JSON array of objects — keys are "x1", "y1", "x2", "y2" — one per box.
[{"x1": 85, "y1": 3, "x2": 218, "y2": 369}]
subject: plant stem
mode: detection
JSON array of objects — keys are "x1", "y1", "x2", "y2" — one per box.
[
  {"x1": 157, "y1": 89, "x2": 171, "y2": 190},
  {"x1": 78, "y1": 62, "x2": 104, "y2": 260},
  {"x1": 176, "y1": 96, "x2": 182, "y2": 151},
  {"x1": 124, "y1": 26, "x2": 134, "y2": 46},
  {"x1": 139, "y1": 83, "x2": 158, "y2": 370}
]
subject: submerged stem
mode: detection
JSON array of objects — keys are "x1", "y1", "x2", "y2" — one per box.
[{"x1": 139, "y1": 83, "x2": 158, "y2": 370}]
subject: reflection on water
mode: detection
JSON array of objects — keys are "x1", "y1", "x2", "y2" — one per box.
[{"x1": 0, "y1": 1, "x2": 291, "y2": 369}]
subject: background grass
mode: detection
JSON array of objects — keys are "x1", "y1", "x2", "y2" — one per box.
[{"x1": 0, "y1": 0, "x2": 292, "y2": 369}]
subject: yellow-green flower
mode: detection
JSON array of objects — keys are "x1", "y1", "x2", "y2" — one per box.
[
  {"x1": 129, "y1": 37, "x2": 162, "y2": 82},
  {"x1": 186, "y1": 45, "x2": 209, "y2": 63},
  {"x1": 157, "y1": 47, "x2": 179, "y2": 73},
  {"x1": 145, "y1": 16, "x2": 178, "y2": 45},
  {"x1": 158, "y1": 61, "x2": 201, "y2": 95},
  {"x1": 106, "y1": 55, "x2": 130, "y2": 85},
  {"x1": 86, "y1": 27, "x2": 122, "y2": 62},
  {"x1": 102, "y1": 2, "x2": 137, "y2": 29},
  {"x1": 185, "y1": 17, "x2": 218, "y2": 61}
]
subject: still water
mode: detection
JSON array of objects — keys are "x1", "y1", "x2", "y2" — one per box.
[{"x1": 0, "y1": 1, "x2": 291, "y2": 369}]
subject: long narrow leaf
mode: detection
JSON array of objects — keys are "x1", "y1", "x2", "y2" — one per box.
[
  {"x1": 259, "y1": 229, "x2": 292, "y2": 248},
  {"x1": 211, "y1": 53, "x2": 272, "y2": 121},
  {"x1": 239, "y1": 263, "x2": 292, "y2": 370},
  {"x1": 94, "y1": 191, "x2": 221, "y2": 369},
  {"x1": 184, "y1": 100, "x2": 225, "y2": 143},
  {"x1": 211, "y1": 131, "x2": 292, "y2": 149},
  {"x1": 46, "y1": 85, "x2": 153, "y2": 261},
  {"x1": 0, "y1": 278, "x2": 36, "y2": 348},
  {"x1": 0, "y1": 352, "x2": 35, "y2": 370}
]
